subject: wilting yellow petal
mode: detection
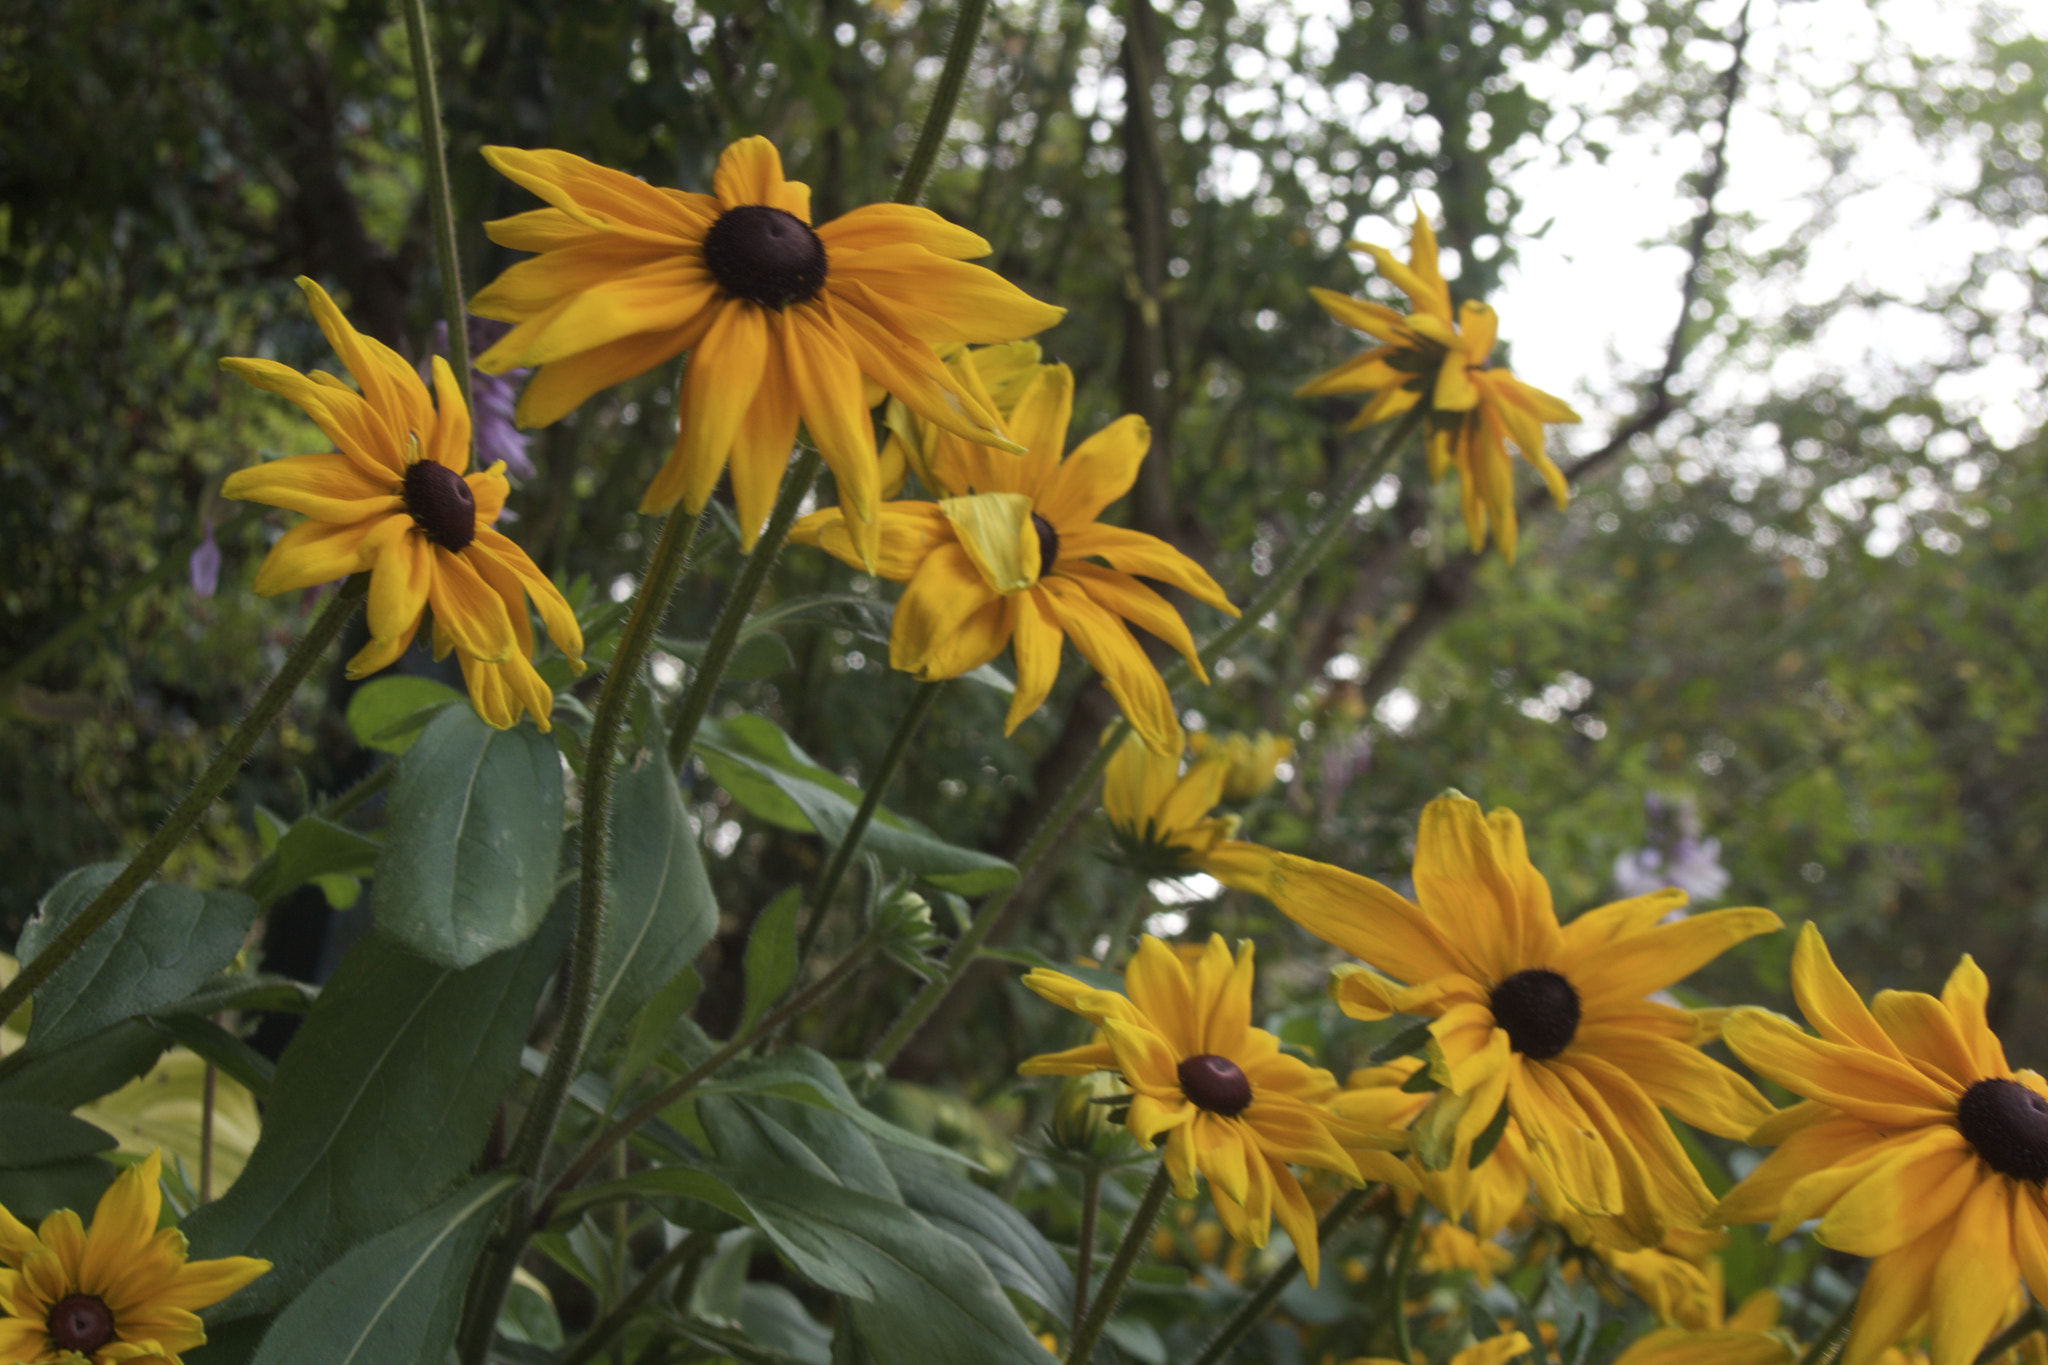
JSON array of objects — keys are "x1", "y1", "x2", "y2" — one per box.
[{"x1": 942, "y1": 491, "x2": 1041, "y2": 595}]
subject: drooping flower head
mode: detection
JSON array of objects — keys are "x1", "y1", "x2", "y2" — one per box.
[
  {"x1": 1190, "y1": 729, "x2": 1295, "y2": 802},
  {"x1": 1220, "y1": 792, "x2": 1780, "y2": 1250},
  {"x1": 1715, "y1": 924, "x2": 2048, "y2": 1365},
  {"x1": 470, "y1": 137, "x2": 1065, "y2": 567},
  {"x1": 0, "y1": 1151, "x2": 270, "y2": 1365},
  {"x1": 221, "y1": 278, "x2": 584, "y2": 731},
  {"x1": 1019, "y1": 935, "x2": 1390, "y2": 1285},
  {"x1": 790, "y1": 359, "x2": 1237, "y2": 753},
  {"x1": 1101, "y1": 724, "x2": 1238, "y2": 875},
  {"x1": 1298, "y1": 208, "x2": 1580, "y2": 562}
]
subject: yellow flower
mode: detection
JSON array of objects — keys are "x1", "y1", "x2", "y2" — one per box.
[
  {"x1": 1714, "y1": 924, "x2": 2048, "y2": 1365},
  {"x1": 1610, "y1": 1328, "x2": 1792, "y2": 1365},
  {"x1": 878, "y1": 340, "x2": 1046, "y2": 498},
  {"x1": 1189, "y1": 729, "x2": 1294, "y2": 802},
  {"x1": 0, "y1": 1151, "x2": 270, "y2": 1365},
  {"x1": 1347, "y1": 1330, "x2": 1534, "y2": 1365},
  {"x1": 1018, "y1": 935, "x2": 1375, "y2": 1285},
  {"x1": 470, "y1": 137, "x2": 1064, "y2": 566},
  {"x1": 1332, "y1": 1058, "x2": 1552, "y2": 1241},
  {"x1": 1298, "y1": 209, "x2": 1580, "y2": 563},
  {"x1": 1220, "y1": 791, "x2": 1780, "y2": 1250},
  {"x1": 791, "y1": 361, "x2": 1237, "y2": 753},
  {"x1": 1101, "y1": 724, "x2": 1239, "y2": 872},
  {"x1": 222, "y1": 278, "x2": 583, "y2": 731},
  {"x1": 1418, "y1": 1221, "x2": 1514, "y2": 1287}
]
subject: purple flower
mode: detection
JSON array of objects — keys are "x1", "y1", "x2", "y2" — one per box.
[
  {"x1": 424, "y1": 316, "x2": 534, "y2": 480},
  {"x1": 1610, "y1": 792, "x2": 1730, "y2": 907},
  {"x1": 189, "y1": 520, "x2": 221, "y2": 598}
]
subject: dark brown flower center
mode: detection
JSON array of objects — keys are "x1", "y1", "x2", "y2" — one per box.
[
  {"x1": 1957, "y1": 1078, "x2": 2048, "y2": 1182},
  {"x1": 1178, "y1": 1053, "x2": 1253, "y2": 1117},
  {"x1": 403, "y1": 459, "x2": 476, "y2": 552},
  {"x1": 1030, "y1": 512, "x2": 1060, "y2": 580},
  {"x1": 703, "y1": 205, "x2": 828, "y2": 309},
  {"x1": 48, "y1": 1294, "x2": 116, "y2": 1353},
  {"x1": 1489, "y1": 968, "x2": 1581, "y2": 1060}
]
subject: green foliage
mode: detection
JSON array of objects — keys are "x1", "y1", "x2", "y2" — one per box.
[{"x1": 372, "y1": 706, "x2": 564, "y2": 967}]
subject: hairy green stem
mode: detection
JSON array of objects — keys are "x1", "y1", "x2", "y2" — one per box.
[
  {"x1": 457, "y1": 506, "x2": 703, "y2": 1365},
  {"x1": 400, "y1": 0, "x2": 472, "y2": 410},
  {"x1": 1072, "y1": 1166, "x2": 1101, "y2": 1344},
  {"x1": 798, "y1": 680, "x2": 947, "y2": 959},
  {"x1": 1066, "y1": 1164, "x2": 1172, "y2": 1365},
  {"x1": 1388, "y1": 1199, "x2": 1425, "y2": 1365},
  {"x1": 0, "y1": 581, "x2": 361, "y2": 1033},
  {"x1": 893, "y1": 0, "x2": 992, "y2": 205},
  {"x1": 538, "y1": 934, "x2": 880, "y2": 1220},
  {"x1": 1188, "y1": 1184, "x2": 1376, "y2": 1365},
  {"x1": 666, "y1": 448, "x2": 823, "y2": 769},
  {"x1": 865, "y1": 414, "x2": 1422, "y2": 1066},
  {"x1": 1795, "y1": 1295, "x2": 1859, "y2": 1365},
  {"x1": 558, "y1": 1230, "x2": 717, "y2": 1365}
]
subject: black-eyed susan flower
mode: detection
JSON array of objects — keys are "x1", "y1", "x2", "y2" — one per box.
[
  {"x1": 470, "y1": 137, "x2": 1065, "y2": 566},
  {"x1": 1298, "y1": 209, "x2": 1580, "y2": 563},
  {"x1": 1190, "y1": 729, "x2": 1294, "y2": 802},
  {"x1": 222, "y1": 277, "x2": 583, "y2": 731},
  {"x1": 790, "y1": 360, "x2": 1236, "y2": 753},
  {"x1": 1714, "y1": 924, "x2": 2048, "y2": 1365},
  {"x1": 0, "y1": 1151, "x2": 270, "y2": 1365},
  {"x1": 1101, "y1": 724, "x2": 1238, "y2": 874},
  {"x1": 1223, "y1": 792, "x2": 1780, "y2": 1250},
  {"x1": 1019, "y1": 934, "x2": 1386, "y2": 1285}
]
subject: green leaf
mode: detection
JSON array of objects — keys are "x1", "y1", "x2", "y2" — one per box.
[
  {"x1": 739, "y1": 888, "x2": 801, "y2": 1037},
  {"x1": 249, "y1": 1175, "x2": 520, "y2": 1365},
  {"x1": 345, "y1": 676, "x2": 463, "y2": 755},
  {"x1": 702, "y1": 1093, "x2": 898, "y2": 1200},
  {"x1": 243, "y1": 816, "x2": 379, "y2": 911},
  {"x1": 878, "y1": 1147, "x2": 1071, "y2": 1319},
  {"x1": 0, "y1": 1102, "x2": 116, "y2": 1167},
  {"x1": 697, "y1": 1048, "x2": 976, "y2": 1170},
  {"x1": 1369, "y1": 1018, "x2": 1437, "y2": 1064},
  {"x1": 149, "y1": 1015, "x2": 277, "y2": 1098},
  {"x1": 0, "y1": 1019, "x2": 172, "y2": 1110},
  {"x1": 718, "y1": 1162, "x2": 1053, "y2": 1365},
  {"x1": 588, "y1": 753, "x2": 718, "y2": 1054},
  {"x1": 1468, "y1": 1098, "x2": 1513, "y2": 1167},
  {"x1": 18, "y1": 867, "x2": 259, "y2": 1056},
  {"x1": 372, "y1": 705, "x2": 564, "y2": 968},
  {"x1": 0, "y1": 1157, "x2": 115, "y2": 1223},
  {"x1": 183, "y1": 914, "x2": 568, "y2": 1316},
  {"x1": 698, "y1": 716, "x2": 1016, "y2": 895}
]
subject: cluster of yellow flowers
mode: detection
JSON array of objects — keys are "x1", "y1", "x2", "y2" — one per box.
[
  {"x1": 1022, "y1": 751, "x2": 2048, "y2": 1365},
  {"x1": 217, "y1": 135, "x2": 1573, "y2": 743}
]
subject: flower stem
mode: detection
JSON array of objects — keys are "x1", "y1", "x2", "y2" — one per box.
[
  {"x1": 0, "y1": 580, "x2": 361, "y2": 1033},
  {"x1": 1387, "y1": 1199, "x2": 1425, "y2": 1365},
  {"x1": 1072, "y1": 1167, "x2": 1102, "y2": 1343},
  {"x1": 456, "y1": 506, "x2": 703, "y2": 1365},
  {"x1": 1975, "y1": 1306, "x2": 2044, "y2": 1364},
  {"x1": 400, "y1": 0, "x2": 472, "y2": 411},
  {"x1": 558, "y1": 1229, "x2": 717, "y2": 1365},
  {"x1": 666, "y1": 447, "x2": 823, "y2": 770},
  {"x1": 1188, "y1": 1185, "x2": 1377, "y2": 1365},
  {"x1": 894, "y1": 0, "x2": 992, "y2": 205},
  {"x1": 1795, "y1": 1294, "x2": 1858, "y2": 1365},
  {"x1": 1066, "y1": 1163, "x2": 1172, "y2": 1365},
  {"x1": 536, "y1": 933, "x2": 881, "y2": 1222},
  {"x1": 798, "y1": 680, "x2": 947, "y2": 960},
  {"x1": 864, "y1": 414, "x2": 1422, "y2": 1067}
]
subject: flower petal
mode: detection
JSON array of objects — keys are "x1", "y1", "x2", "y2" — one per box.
[
  {"x1": 428, "y1": 548, "x2": 518, "y2": 663},
  {"x1": 482, "y1": 145, "x2": 708, "y2": 238},
  {"x1": 673, "y1": 300, "x2": 771, "y2": 511},
  {"x1": 516, "y1": 319, "x2": 703, "y2": 430},
  {"x1": 828, "y1": 243, "x2": 1066, "y2": 344},
  {"x1": 1927, "y1": 1175, "x2": 2018, "y2": 1365},
  {"x1": 250, "y1": 514, "x2": 396, "y2": 596},
  {"x1": 1035, "y1": 415, "x2": 1150, "y2": 531},
  {"x1": 1006, "y1": 586, "x2": 1065, "y2": 735},
  {"x1": 1722, "y1": 1008, "x2": 1958, "y2": 1125},
  {"x1": 221, "y1": 452, "x2": 399, "y2": 523},
  {"x1": 818, "y1": 203, "x2": 992, "y2": 259},
  {"x1": 1035, "y1": 574, "x2": 1179, "y2": 754},
  {"x1": 1204, "y1": 849, "x2": 1459, "y2": 989},
  {"x1": 1570, "y1": 907, "x2": 1784, "y2": 1013},
  {"x1": 888, "y1": 543, "x2": 1012, "y2": 679},
  {"x1": 782, "y1": 303, "x2": 883, "y2": 569},
  {"x1": 1570, "y1": 1026, "x2": 1774, "y2": 1140},
  {"x1": 1058, "y1": 523, "x2": 1237, "y2": 615}
]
